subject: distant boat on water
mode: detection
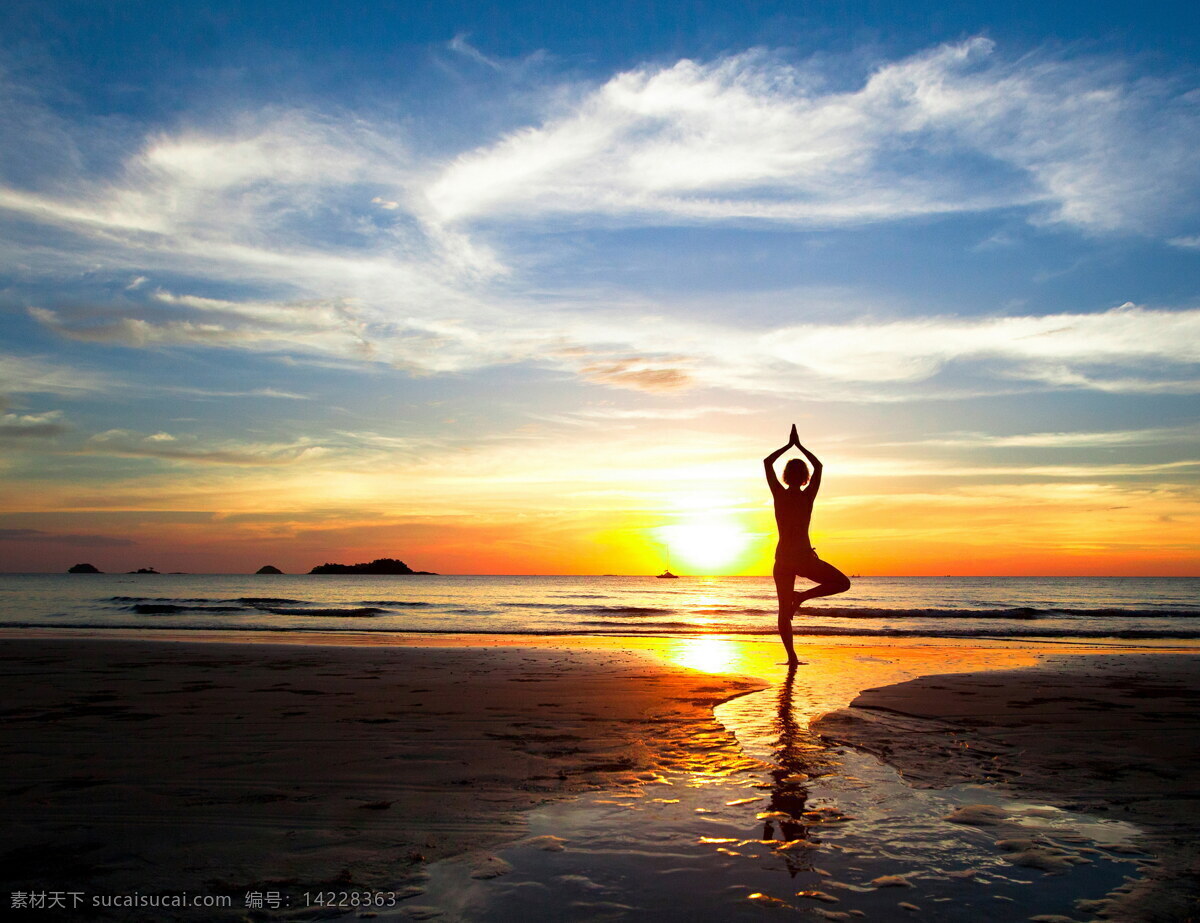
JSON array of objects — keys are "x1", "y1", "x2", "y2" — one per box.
[{"x1": 656, "y1": 569, "x2": 679, "y2": 579}]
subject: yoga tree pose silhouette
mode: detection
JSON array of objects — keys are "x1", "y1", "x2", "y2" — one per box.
[{"x1": 764, "y1": 426, "x2": 851, "y2": 665}]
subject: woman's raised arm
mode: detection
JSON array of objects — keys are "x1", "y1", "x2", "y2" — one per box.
[
  {"x1": 794, "y1": 439, "x2": 823, "y2": 496},
  {"x1": 763, "y1": 436, "x2": 792, "y2": 495}
]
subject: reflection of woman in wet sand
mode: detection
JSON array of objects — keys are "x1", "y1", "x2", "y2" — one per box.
[
  {"x1": 764, "y1": 426, "x2": 851, "y2": 665},
  {"x1": 762, "y1": 665, "x2": 814, "y2": 873}
]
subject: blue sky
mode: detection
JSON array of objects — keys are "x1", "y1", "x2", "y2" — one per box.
[{"x1": 1, "y1": 1, "x2": 1198, "y2": 574}]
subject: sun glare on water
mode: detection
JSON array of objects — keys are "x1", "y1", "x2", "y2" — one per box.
[{"x1": 665, "y1": 637, "x2": 743, "y2": 674}]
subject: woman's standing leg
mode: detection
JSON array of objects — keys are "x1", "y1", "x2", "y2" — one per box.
[{"x1": 773, "y1": 562, "x2": 802, "y2": 665}]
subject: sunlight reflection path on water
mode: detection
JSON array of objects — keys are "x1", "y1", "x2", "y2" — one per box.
[{"x1": 377, "y1": 638, "x2": 1155, "y2": 922}]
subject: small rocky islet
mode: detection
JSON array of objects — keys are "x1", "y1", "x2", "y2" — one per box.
[{"x1": 308, "y1": 557, "x2": 437, "y2": 575}]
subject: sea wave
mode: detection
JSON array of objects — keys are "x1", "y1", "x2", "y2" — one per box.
[
  {"x1": 690, "y1": 607, "x2": 775, "y2": 615},
  {"x1": 109, "y1": 595, "x2": 307, "y2": 606},
  {"x1": 125, "y1": 604, "x2": 247, "y2": 614},
  {"x1": 262, "y1": 607, "x2": 387, "y2": 617},
  {"x1": 567, "y1": 605, "x2": 675, "y2": 616},
  {"x1": 11, "y1": 621, "x2": 1200, "y2": 640},
  {"x1": 110, "y1": 596, "x2": 215, "y2": 603},
  {"x1": 803, "y1": 605, "x2": 1200, "y2": 619}
]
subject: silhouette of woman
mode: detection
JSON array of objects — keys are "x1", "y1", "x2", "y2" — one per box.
[{"x1": 764, "y1": 425, "x2": 851, "y2": 665}]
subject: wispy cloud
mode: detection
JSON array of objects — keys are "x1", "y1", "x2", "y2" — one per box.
[
  {"x1": 762, "y1": 302, "x2": 1200, "y2": 384},
  {"x1": 447, "y1": 34, "x2": 504, "y2": 71},
  {"x1": 162, "y1": 386, "x2": 311, "y2": 400},
  {"x1": 838, "y1": 456, "x2": 1200, "y2": 480},
  {"x1": 0, "y1": 354, "x2": 112, "y2": 397},
  {"x1": 532, "y1": 300, "x2": 1200, "y2": 399},
  {"x1": 578, "y1": 356, "x2": 695, "y2": 392},
  {"x1": 85, "y1": 429, "x2": 327, "y2": 466},
  {"x1": 29, "y1": 298, "x2": 378, "y2": 359},
  {"x1": 426, "y1": 39, "x2": 1200, "y2": 233},
  {"x1": 892, "y1": 425, "x2": 1200, "y2": 449}
]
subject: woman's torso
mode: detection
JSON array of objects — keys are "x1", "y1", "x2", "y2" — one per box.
[{"x1": 773, "y1": 488, "x2": 814, "y2": 558}]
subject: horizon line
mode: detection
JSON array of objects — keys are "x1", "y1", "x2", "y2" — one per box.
[{"x1": 4, "y1": 572, "x2": 1199, "y2": 579}]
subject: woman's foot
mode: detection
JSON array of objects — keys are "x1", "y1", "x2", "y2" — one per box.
[{"x1": 789, "y1": 591, "x2": 803, "y2": 620}]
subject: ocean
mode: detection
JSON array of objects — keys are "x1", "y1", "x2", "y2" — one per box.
[{"x1": 2, "y1": 574, "x2": 1198, "y2": 640}]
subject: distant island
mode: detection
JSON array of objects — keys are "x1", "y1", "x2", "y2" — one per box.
[
  {"x1": 309, "y1": 557, "x2": 436, "y2": 575},
  {"x1": 127, "y1": 567, "x2": 160, "y2": 574},
  {"x1": 68, "y1": 563, "x2": 102, "y2": 574},
  {"x1": 256, "y1": 565, "x2": 283, "y2": 574}
]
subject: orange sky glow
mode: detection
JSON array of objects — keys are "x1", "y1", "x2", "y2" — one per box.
[{"x1": 3, "y1": 425, "x2": 1195, "y2": 575}]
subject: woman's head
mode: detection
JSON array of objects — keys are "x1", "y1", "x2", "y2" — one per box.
[{"x1": 783, "y1": 458, "x2": 809, "y2": 487}]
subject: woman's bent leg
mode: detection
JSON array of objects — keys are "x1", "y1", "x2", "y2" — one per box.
[
  {"x1": 773, "y1": 562, "x2": 802, "y2": 665},
  {"x1": 795, "y1": 559, "x2": 851, "y2": 606}
]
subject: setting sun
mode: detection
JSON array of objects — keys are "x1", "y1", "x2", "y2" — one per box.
[{"x1": 655, "y1": 518, "x2": 754, "y2": 574}]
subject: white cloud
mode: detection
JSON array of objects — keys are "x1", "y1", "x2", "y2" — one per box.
[
  {"x1": 764, "y1": 302, "x2": 1200, "y2": 382},
  {"x1": 0, "y1": 108, "x2": 504, "y2": 321},
  {"x1": 426, "y1": 39, "x2": 1200, "y2": 233},
  {"x1": 531, "y1": 301, "x2": 1200, "y2": 398}
]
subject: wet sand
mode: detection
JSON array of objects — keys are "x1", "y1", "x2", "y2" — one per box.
[
  {"x1": 814, "y1": 653, "x2": 1200, "y2": 921},
  {"x1": 2, "y1": 632, "x2": 1198, "y2": 920},
  {"x1": 0, "y1": 637, "x2": 762, "y2": 918}
]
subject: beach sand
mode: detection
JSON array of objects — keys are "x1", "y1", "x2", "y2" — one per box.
[
  {"x1": 2, "y1": 632, "x2": 1199, "y2": 920},
  {"x1": 0, "y1": 636, "x2": 762, "y2": 918},
  {"x1": 814, "y1": 653, "x2": 1200, "y2": 922}
]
